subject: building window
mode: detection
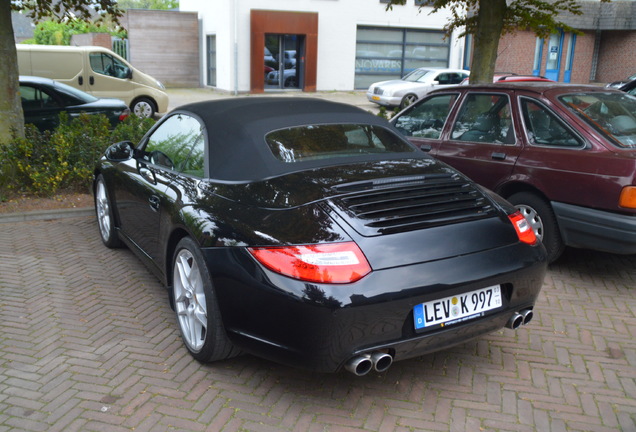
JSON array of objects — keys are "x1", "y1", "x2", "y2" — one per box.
[
  {"x1": 207, "y1": 35, "x2": 216, "y2": 87},
  {"x1": 355, "y1": 26, "x2": 449, "y2": 89}
]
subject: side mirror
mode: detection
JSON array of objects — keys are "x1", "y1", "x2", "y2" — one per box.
[
  {"x1": 105, "y1": 141, "x2": 135, "y2": 161},
  {"x1": 126, "y1": 68, "x2": 133, "y2": 79}
]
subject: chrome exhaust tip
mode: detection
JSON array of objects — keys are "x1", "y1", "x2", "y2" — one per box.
[
  {"x1": 506, "y1": 312, "x2": 523, "y2": 330},
  {"x1": 344, "y1": 354, "x2": 373, "y2": 376},
  {"x1": 370, "y1": 352, "x2": 393, "y2": 373},
  {"x1": 521, "y1": 308, "x2": 533, "y2": 325}
]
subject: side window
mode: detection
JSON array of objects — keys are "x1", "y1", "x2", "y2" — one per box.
[
  {"x1": 143, "y1": 114, "x2": 205, "y2": 177},
  {"x1": 20, "y1": 85, "x2": 59, "y2": 109},
  {"x1": 451, "y1": 93, "x2": 514, "y2": 144},
  {"x1": 436, "y1": 73, "x2": 450, "y2": 84},
  {"x1": 521, "y1": 98, "x2": 582, "y2": 147},
  {"x1": 89, "y1": 53, "x2": 130, "y2": 79},
  {"x1": 393, "y1": 94, "x2": 458, "y2": 139},
  {"x1": 447, "y1": 73, "x2": 465, "y2": 85}
]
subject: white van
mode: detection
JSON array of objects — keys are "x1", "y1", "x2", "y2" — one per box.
[{"x1": 17, "y1": 44, "x2": 169, "y2": 118}]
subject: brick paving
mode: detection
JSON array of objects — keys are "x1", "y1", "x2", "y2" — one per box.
[{"x1": 0, "y1": 213, "x2": 635, "y2": 432}]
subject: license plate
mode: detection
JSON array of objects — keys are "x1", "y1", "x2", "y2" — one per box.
[
  {"x1": 413, "y1": 285, "x2": 502, "y2": 330},
  {"x1": 372, "y1": 95, "x2": 380, "y2": 101}
]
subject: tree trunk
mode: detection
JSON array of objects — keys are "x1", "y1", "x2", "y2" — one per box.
[
  {"x1": 469, "y1": 0, "x2": 507, "y2": 84},
  {"x1": 0, "y1": 2, "x2": 24, "y2": 142}
]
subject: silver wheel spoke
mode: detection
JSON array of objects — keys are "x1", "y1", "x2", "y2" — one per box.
[
  {"x1": 96, "y1": 181, "x2": 110, "y2": 240},
  {"x1": 174, "y1": 249, "x2": 207, "y2": 352}
]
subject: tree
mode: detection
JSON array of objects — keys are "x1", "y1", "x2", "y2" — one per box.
[
  {"x1": 387, "y1": 0, "x2": 610, "y2": 84},
  {"x1": 0, "y1": 1, "x2": 122, "y2": 143}
]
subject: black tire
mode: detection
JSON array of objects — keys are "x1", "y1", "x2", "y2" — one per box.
[
  {"x1": 131, "y1": 97, "x2": 156, "y2": 118},
  {"x1": 507, "y1": 192, "x2": 564, "y2": 263},
  {"x1": 400, "y1": 93, "x2": 418, "y2": 109},
  {"x1": 172, "y1": 237, "x2": 240, "y2": 362},
  {"x1": 284, "y1": 76, "x2": 298, "y2": 88},
  {"x1": 94, "y1": 175, "x2": 123, "y2": 248}
]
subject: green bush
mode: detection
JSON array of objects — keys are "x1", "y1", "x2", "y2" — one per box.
[{"x1": 0, "y1": 113, "x2": 156, "y2": 197}]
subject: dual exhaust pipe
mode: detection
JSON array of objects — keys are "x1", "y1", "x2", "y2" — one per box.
[
  {"x1": 345, "y1": 351, "x2": 393, "y2": 376},
  {"x1": 346, "y1": 308, "x2": 534, "y2": 375},
  {"x1": 505, "y1": 308, "x2": 534, "y2": 330}
]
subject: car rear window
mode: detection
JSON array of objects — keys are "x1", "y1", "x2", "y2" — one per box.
[
  {"x1": 265, "y1": 124, "x2": 415, "y2": 163},
  {"x1": 560, "y1": 92, "x2": 636, "y2": 148}
]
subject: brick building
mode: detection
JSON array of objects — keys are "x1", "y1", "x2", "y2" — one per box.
[{"x1": 486, "y1": 1, "x2": 636, "y2": 84}]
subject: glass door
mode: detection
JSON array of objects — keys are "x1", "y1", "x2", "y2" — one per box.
[
  {"x1": 265, "y1": 34, "x2": 302, "y2": 90},
  {"x1": 544, "y1": 31, "x2": 564, "y2": 81}
]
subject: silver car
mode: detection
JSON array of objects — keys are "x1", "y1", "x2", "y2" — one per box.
[{"x1": 367, "y1": 68, "x2": 469, "y2": 109}]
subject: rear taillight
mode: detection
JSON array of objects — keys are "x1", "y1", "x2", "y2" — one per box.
[
  {"x1": 508, "y1": 211, "x2": 537, "y2": 245},
  {"x1": 248, "y1": 242, "x2": 372, "y2": 284},
  {"x1": 119, "y1": 108, "x2": 131, "y2": 122}
]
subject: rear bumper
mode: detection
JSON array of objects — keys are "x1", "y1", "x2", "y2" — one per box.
[
  {"x1": 366, "y1": 91, "x2": 400, "y2": 107},
  {"x1": 552, "y1": 201, "x2": 636, "y2": 255},
  {"x1": 203, "y1": 242, "x2": 546, "y2": 373}
]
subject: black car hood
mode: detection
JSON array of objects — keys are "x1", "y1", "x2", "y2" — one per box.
[{"x1": 200, "y1": 158, "x2": 453, "y2": 209}]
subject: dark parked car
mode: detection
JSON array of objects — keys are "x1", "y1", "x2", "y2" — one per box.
[
  {"x1": 94, "y1": 98, "x2": 546, "y2": 375},
  {"x1": 618, "y1": 78, "x2": 636, "y2": 96},
  {"x1": 392, "y1": 83, "x2": 636, "y2": 262},
  {"x1": 20, "y1": 75, "x2": 129, "y2": 131},
  {"x1": 606, "y1": 72, "x2": 636, "y2": 89},
  {"x1": 460, "y1": 73, "x2": 555, "y2": 85}
]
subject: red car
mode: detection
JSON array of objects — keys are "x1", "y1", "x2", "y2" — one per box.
[
  {"x1": 460, "y1": 73, "x2": 555, "y2": 85},
  {"x1": 392, "y1": 83, "x2": 636, "y2": 262}
]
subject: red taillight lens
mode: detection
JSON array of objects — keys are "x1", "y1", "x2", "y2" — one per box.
[
  {"x1": 248, "y1": 242, "x2": 372, "y2": 284},
  {"x1": 508, "y1": 211, "x2": 537, "y2": 245},
  {"x1": 119, "y1": 108, "x2": 131, "y2": 122}
]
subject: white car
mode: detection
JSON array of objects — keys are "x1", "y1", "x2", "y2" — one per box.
[
  {"x1": 266, "y1": 68, "x2": 298, "y2": 87},
  {"x1": 367, "y1": 68, "x2": 470, "y2": 109}
]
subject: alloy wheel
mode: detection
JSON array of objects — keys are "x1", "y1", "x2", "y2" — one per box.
[
  {"x1": 173, "y1": 249, "x2": 208, "y2": 352},
  {"x1": 133, "y1": 100, "x2": 153, "y2": 118},
  {"x1": 95, "y1": 180, "x2": 111, "y2": 242}
]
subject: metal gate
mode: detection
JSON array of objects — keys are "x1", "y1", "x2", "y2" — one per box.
[{"x1": 112, "y1": 38, "x2": 129, "y2": 60}]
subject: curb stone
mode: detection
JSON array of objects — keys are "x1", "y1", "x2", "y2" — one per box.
[{"x1": 0, "y1": 207, "x2": 94, "y2": 223}]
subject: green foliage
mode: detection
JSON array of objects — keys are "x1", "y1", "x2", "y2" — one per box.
[
  {"x1": 109, "y1": 114, "x2": 156, "y2": 144},
  {"x1": 10, "y1": 0, "x2": 123, "y2": 24},
  {"x1": 375, "y1": 106, "x2": 400, "y2": 120},
  {"x1": 29, "y1": 18, "x2": 125, "y2": 46},
  {"x1": 0, "y1": 113, "x2": 156, "y2": 197}
]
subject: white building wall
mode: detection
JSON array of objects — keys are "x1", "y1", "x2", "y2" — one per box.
[{"x1": 180, "y1": 0, "x2": 464, "y2": 92}]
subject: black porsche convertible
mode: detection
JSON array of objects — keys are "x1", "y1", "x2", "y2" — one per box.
[{"x1": 93, "y1": 97, "x2": 546, "y2": 375}]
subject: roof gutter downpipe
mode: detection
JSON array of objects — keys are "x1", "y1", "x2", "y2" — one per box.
[{"x1": 234, "y1": 0, "x2": 239, "y2": 96}]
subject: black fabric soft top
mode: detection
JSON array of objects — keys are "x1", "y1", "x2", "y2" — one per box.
[{"x1": 173, "y1": 97, "x2": 421, "y2": 182}]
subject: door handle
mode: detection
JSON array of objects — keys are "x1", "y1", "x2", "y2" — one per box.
[
  {"x1": 148, "y1": 195, "x2": 160, "y2": 212},
  {"x1": 419, "y1": 143, "x2": 432, "y2": 152},
  {"x1": 491, "y1": 152, "x2": 507, "y2": 160},
  {"x1": 89, "y1": 76, "x2": 94, "y2": 85},
  {"x1": 78, "y1": 76, "x2": 83, "y2": 85}
]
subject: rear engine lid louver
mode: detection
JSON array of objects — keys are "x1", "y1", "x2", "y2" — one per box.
[{"x1": 326, "y1": 173, "x2": 497, "y2": 236}]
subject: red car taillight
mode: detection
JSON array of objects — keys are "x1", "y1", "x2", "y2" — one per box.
[
  {"x1": 508, "y1": 211, "x2": 538, "y2": 245},
  {"x1": 119, "y1": 108, "x2": 131, "y2": 122},
  {"x1": 248, "y1": 242, "x2": 372, "y2": 284}
]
